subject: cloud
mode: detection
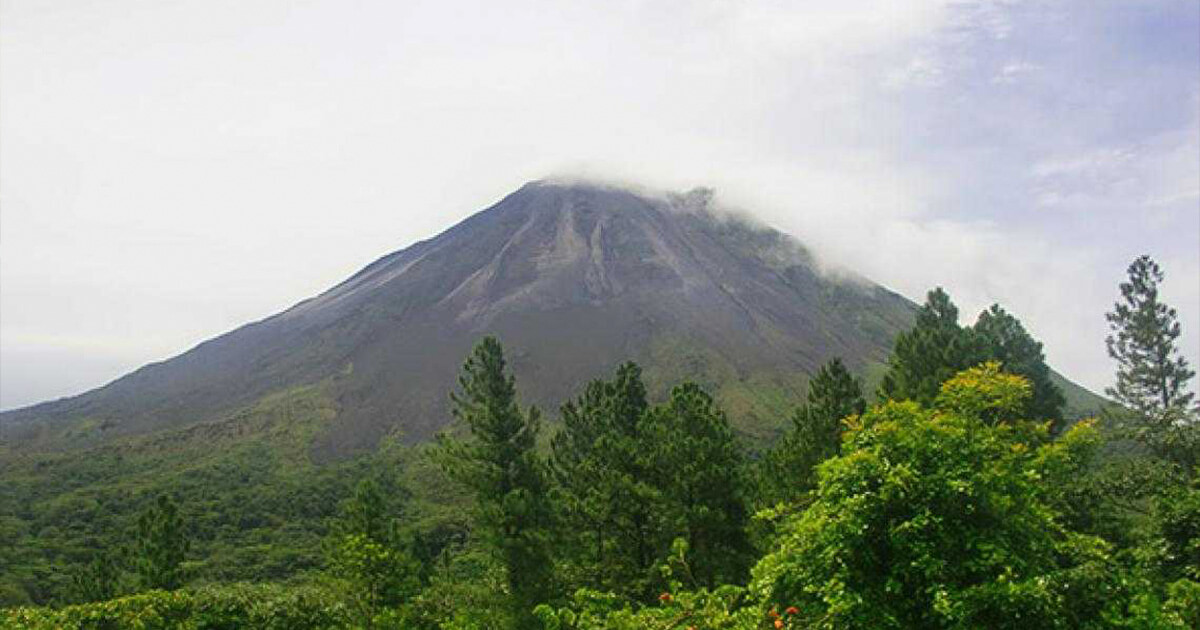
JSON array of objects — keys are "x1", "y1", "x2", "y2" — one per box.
[
  {"x1": 1, "y1": 0, "x2": 1197, "y2": 408},
  {"x1": 991, "y1": 61, "x2": 1042, "y2": 84}
]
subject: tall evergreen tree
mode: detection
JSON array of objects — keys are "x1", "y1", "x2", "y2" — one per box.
[
  {"x1": 1106, "y1": 255, "x2": 1196, "y2": 416},
  {"x1": 974, "y1": 304, "x2": 1066, "y2": 428},
  {"x1": 132, "y1": 494, "x2": 188, "y2": 591},
  {"x1": 643, "y1": 382, "x2": 751, "y2": 588},
  {"x1": 881, "y1": 289, "x2": 1064, "y2": 428},
  {"x1": 549, "y1": 362, "x2": 660, "y2": 599},
  {"x1": 70, "y1": 549, "x2": 118, "y2": 603},
  {"x1": 880, "y1": 288, "x2": 988, "y2": 405},
  {"x1": 437, "y1": 336, "x2": 552, "y2": 626},
  {"x1": 758, "y1": 358, "x2": 866, "y2": 507},
  {"x1": 1105, "y1": 255, "x2": 1198, "y2": 471}
]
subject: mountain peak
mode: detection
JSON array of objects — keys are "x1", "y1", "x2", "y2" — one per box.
[{"x1": 3, "y1": 181, "x2": 916, "y2": 456}]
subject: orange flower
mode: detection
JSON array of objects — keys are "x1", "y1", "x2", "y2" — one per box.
[
  {"x1": 785, "y1": 606, "x2": 799, "y2": 615},
  {"x1": 659, "y1": 592, "x2": 672, "y2": 603},
  {"x1": 774, "y1": 620, "x2": 784, "y2": 629}
]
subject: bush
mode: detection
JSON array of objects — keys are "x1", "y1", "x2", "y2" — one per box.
[
  {"x1": 2, "y1": 590, "x2": 192, "y2": 630},
  {"x1": 1, "y1": 583, "x2": 350, "y2": 629}
]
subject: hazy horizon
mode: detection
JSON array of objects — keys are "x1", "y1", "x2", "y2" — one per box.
[{"x1": 3, "y1": 0, "x2": 1198, "y2": 411}]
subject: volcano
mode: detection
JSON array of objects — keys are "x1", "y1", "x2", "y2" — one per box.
[{"x1": 3, "y1": 181, "x2": 955, "y2": 455}]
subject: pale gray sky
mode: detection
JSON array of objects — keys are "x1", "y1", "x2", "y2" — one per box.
[{"x1": 2, "y1": 0, "x2": 1197, "y2": 410}]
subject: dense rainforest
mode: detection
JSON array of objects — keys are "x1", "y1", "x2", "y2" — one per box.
[{"x1": 2, "y1": 255, "x2": 1197, "y2": 629}]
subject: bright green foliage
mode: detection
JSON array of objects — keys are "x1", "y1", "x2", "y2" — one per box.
[
  {"x1": 3, "y1": 590, "x2": 193, "y2": 630},
  {"x1": 2, "y1": 583, "x2": 350, "y2": 629},
  {"x1": 974, "y1": 304, "x2": 1066, "y2": 426},
  {"x1": 436, "y1": 336, "x2": 553, "y2": 626},
  {"x1": 879, "y1": 288, "x2": 988, "y2": 406},
  {"x1": 327, "y1": 534, "x2": 419, "y2": 628},
  {"x1": 335, "y1": 478, "x2": 394, "y2": 544},
  {"x1": 1163, "y1": 579, "x2": 1200, "y2": 628},
  {"x1": 325, "y1": 479, "x2": 421, "y2": 627},
  {"x1": 757, "y1": 358, "x2": 865, "y2": 508},
  {"x1": 1028, "y1": 416, "x2": 1117, "y2": 537},
  {"x1": 534, "y1": 585, "x2": 756, "y2": 630},
  {"x1": 935, "y1": 361, "x2": 1032, "y2": 425},
  {"x1": 1108, "y1": 578, "x2": 1200, "y2": 629},
  {"x1": 1106, "y1": 255, "x2": 1196, "y2": 417},
  {"x1": 133, "y1": 495, "x2": 189, "y2": 592},
  {"x1": 751, "y1": 369, "x2": 1117, "y2": 629},
  {"x1": 404, "y1": 546, "x2": 512, "y2": 629},
  {"x1": 549, "y1": 362, "x2": 661, "y2": 599},
  {"x1": 643, "y1": 383, "x2": 752, "y2": 589},
  {"x1": 534, "y1": 540, "x2": 759, "y2": 630},
  {"x1": 1153, "y1": 476, "x2": 1200, "y2": 583}
]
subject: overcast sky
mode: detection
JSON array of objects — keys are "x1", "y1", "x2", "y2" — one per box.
[{"x1": 2, "y1": 0, "x2": 1197, "y2": 411}]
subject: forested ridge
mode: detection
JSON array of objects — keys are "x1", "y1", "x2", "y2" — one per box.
[{"x1": 2, "y1": 256, "x2": 1197, "y2": 629}]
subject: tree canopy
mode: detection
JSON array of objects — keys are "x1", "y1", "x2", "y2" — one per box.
[{"x1": 436, "y1": 335, "x2": 553, "y2": 627}]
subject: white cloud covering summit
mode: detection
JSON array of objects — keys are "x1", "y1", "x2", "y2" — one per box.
[{"x1": 1, "y1": 0, "x2": 1197, "y2": 408}]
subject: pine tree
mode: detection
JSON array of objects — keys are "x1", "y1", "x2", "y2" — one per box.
[
  {"x1": 71, "y1": 549, "x2": 119, "y2": 603},
  {"x1": 1106, "y1": 255, "x2": 1195, "y2": 416},
  {"x1": 880, "y1": 289, "x2": 1063, "y2": 426},
  {"x1": 973, "y1": 304, "x2": 1066, "y2": 428},
  {"x1": 1105, "y1": 255, "x2": 1198, "y2": 470},
  {"x1": 880, "y1": 288, "x2": 988, "y2": 405},
  {"x1": 759, "y1": 358, "x2": 865, "y2": 507},
  {"x1": 132, "y1": 494, "x2": 188, "y2": 591},
  {"x1": 549, "y1": 362, "x2": 660, "y2": 599},
  {"x1": 643, "y1": 382, "x2": 751, "y2": 588},
  {"x1": 437, "y1": 336, "x2": 552, "y2": 626}
]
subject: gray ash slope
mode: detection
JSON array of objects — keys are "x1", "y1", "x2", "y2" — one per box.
[{"x1": 4, "y1": 181, "x2": 918, "y2": 455}]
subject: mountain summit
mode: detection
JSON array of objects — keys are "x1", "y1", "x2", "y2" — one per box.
[{"x1": 4, "y1": 181, "x2": 918, "y2": 454}]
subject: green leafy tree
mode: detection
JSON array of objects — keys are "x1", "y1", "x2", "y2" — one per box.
[
  {"x1": 326, "y1": 478, "x2": 420, "y2": 627},
  {"x1": 133, "y1": 494, "x2": 189, "y2": 591},
  {"x1": 549, "y1": 362, "x2": 662, "y2": 599},
  {"x1": 1153, "y1": 475, "x2": 1200, "y2": 583},
  {"x1": 338, "y1": 478, "x2": 393, "y2": 543},
  {"x1": 880, "y1": 288, "x2": 988, "y2": 405},
  {"x1": 752, "y1": 366, "x2": 1118, "y2": 629},
  {"x1": 974, "y1": 304, "x2": 1066, "y2": 427},
  {"x1": 437, "y1": 336, "x2": 553, "y2": 626},
  {"x1": 644, "y1": 382, "x2": 752, "y2": 589},
  {"x1": 758, "y1": 358, "x2": 865, "y2": 507},
  {"x1": 934, "y1": 360, "x2": 1033, "y2": 425}
]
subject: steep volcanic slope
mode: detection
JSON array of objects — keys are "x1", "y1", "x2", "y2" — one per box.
[{"x1": 2, "y1": 182, "x2": 918, "y2": 455}]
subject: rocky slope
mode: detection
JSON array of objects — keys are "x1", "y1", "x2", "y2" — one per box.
[{"x1": 1, "y1": 181, "x2": 944, "y2": 455}]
